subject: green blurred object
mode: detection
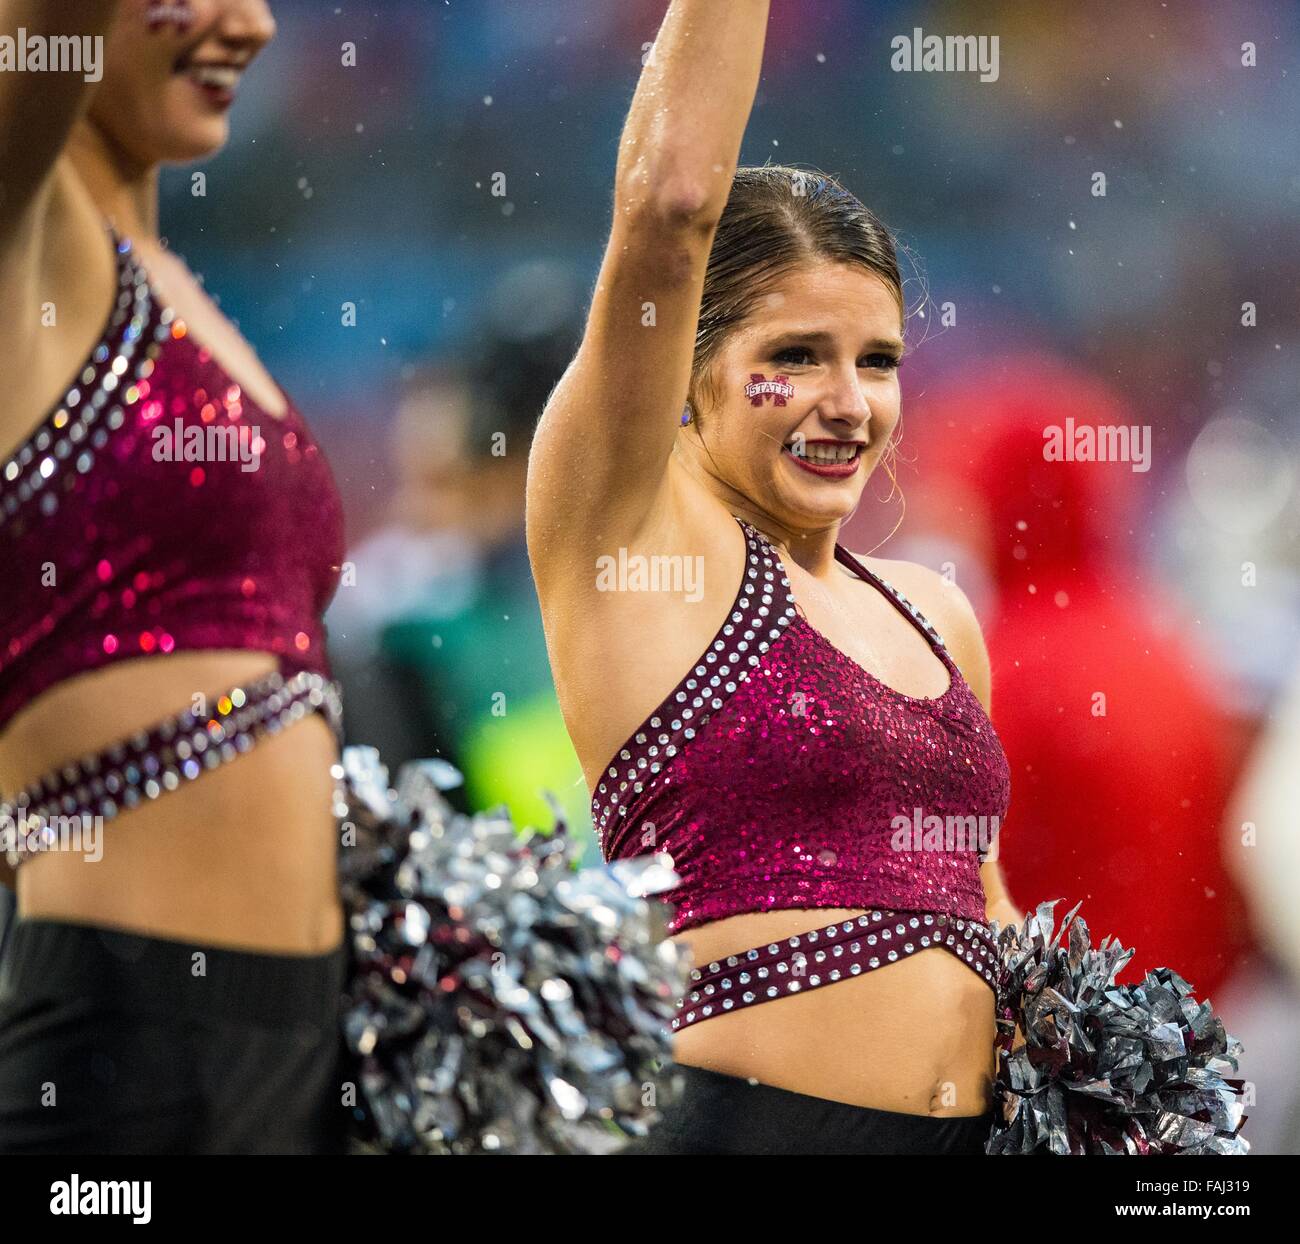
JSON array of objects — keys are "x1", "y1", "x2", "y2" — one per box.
[
  {"x1": 379, "y1": 540, "x2": 600, "y2": 865},
  {"x1": 461, "y1": 691, "x2": 590, "y2": 835}
]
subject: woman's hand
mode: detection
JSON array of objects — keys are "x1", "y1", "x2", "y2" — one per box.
[
  {"x1": 981, "y1": 858, "x2": 1023, "y2": 932},
  {"x1": 987, "y1": 897, "x2": 1025, "y2": 931}
]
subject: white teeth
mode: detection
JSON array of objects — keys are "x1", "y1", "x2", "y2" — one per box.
[
  {"x1": 786, "y1": 443, "x2": 859, "y2": 465},
  {"x1": 191, "y1": 65, "x2": 240, "y2": 90}
]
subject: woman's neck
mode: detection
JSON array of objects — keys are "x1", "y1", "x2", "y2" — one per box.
[
  {"x1": 730, "y1": 504, "x2": 842, "y2": 578},
  {"x1": 671, "y1": 446, "x2": 843, "y2": 577},
  {"x1": 65, "y1": 120, "x2": 160, "y2": 243}
]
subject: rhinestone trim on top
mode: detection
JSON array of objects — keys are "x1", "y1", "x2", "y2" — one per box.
[
  {"x1": 590, "y1": 517, "x2": 957, "y2": 848},
  {"x1": 832, "y1": 544, "x2": 950, "y2": 654},
  {"x1": 672, "y1": 908, "x2": 1002, "y2": 1031},
  {"x1": 0, "y1": 670, "x2": 343, "y2": 868},
  {"x1": 590, "y1": 518, "x2": 798, "y2": 848},
  {"x1": 0, "y1": 236, "x2": 155, "y2": 529}
]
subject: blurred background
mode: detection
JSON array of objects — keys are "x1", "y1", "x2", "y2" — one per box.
[{"x1": 142, "y1": 0, "x2": 1297, "y2": 1149}]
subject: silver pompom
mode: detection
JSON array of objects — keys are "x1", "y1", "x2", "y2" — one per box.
[
  {"x1": 987, "y1": 899, "x2": 1249, "y2": 1155},
  {"x1": 333, "y1": 746, "x2": 690, "y2": 1154}
]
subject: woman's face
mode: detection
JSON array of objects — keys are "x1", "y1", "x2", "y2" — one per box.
[
  {"x1": 687, "y1": 260, "x2": 905, "y2": 533},
  {"x1": 88, "y1": 0, "x2": 276, "y2": 168}
]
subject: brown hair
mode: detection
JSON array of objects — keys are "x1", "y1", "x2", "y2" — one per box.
[{"x1": 689, "y1": 164, "x2": 906, "y2": 418}]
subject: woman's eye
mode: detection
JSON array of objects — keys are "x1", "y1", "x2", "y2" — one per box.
[{"x1": 772, "y1": 347, "x2": 899, "y2": 369}]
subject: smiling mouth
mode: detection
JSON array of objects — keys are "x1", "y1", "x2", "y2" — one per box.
[
  {"x1": 187, "y1": 64, "x2": 241, "y2": 90},
  {"x1": 780, "y1": 441, "x2": 865, "y2": 479},
  {"x1": 174, "y1": 48, "x2": 245, "y2": 100},
  {"x1": 783, "y1": 442, "x2": 864, "y2": 465}
]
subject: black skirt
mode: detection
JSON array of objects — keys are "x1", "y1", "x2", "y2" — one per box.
[
  {"x1": 0, "y1": 917, "x2": 350, "y2": 1155},
  {"x1": 622, "y1": 1063, "x2": 995, "y2": 1155}
]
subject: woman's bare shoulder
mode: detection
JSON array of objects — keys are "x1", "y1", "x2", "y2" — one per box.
[{"x1": 854, "y1": 553, "x2": 993, "y2": 709}]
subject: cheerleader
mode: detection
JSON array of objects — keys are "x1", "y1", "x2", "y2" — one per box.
[
  {"x1": 527, "y1": 0, "x2": 1022, "y2": 1155},
  {"x1": 0, "y1": 1, "x2": 350, "y2": 1152}
]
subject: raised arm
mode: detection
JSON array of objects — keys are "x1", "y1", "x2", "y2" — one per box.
[
  {"x1": 526, "y1": 0, "x2": 770, "y2": 576},
  {"x1": 0, "y1": 0, "x2": 122, "y2": 238}
]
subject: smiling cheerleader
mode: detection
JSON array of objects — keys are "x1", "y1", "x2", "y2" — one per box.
[
  {"x1": 527, "y1": 0, "x2": 1018, "y2": 1155},
  {"x1": 527, "y1": 0, "x2": 1248, "y2": 1157}
]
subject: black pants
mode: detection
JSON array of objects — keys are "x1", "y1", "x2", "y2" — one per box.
[
  {"x1": 0, "y1": 917, "x2": 350, "y2": 1155},
  {"x1": 622, "y1": 1063, "x2": 995, "y2": 1155}
]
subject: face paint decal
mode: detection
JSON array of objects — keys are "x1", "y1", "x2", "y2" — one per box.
[
  {"x1": 745, "y1": 373, "x2": 795, "y2": 407},
  {"x1": 144, "y1": 1, "x2": 195, "y2": 35}
]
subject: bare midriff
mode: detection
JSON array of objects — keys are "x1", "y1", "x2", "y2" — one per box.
[
  {"x1": 668, "y1": 907, "x2": 996, "y2": 1117},
  {"x1": 0, "y1": 652, "x2": 343, "y2": 955}
]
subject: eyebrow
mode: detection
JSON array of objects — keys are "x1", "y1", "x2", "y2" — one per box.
[{"x1": 758, "y1": 329, "x2": 905, "y2": 355}]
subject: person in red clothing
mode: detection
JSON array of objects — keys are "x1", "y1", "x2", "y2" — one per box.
[{"x1": 899, "y1": 353, "x2": 1252, "y2": 998}]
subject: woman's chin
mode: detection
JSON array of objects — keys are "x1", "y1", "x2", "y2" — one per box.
[
  {"x1": 773, "y1": 483, "x2": 864, "y2": 529},
  {"x1": 147, "y1": 89, "x2": 233, "y2": 163},
  {"x1": 162, "y1": 118, "x2": 231, "y2": 164}
]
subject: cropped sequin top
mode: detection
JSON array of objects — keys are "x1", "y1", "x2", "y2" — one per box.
[
  {"x1": 595, "y1": 516, "x2": 1011, "y2": 937},
  {"x1": 0, "y1": 235, "x2": 345, "y2": 735}
]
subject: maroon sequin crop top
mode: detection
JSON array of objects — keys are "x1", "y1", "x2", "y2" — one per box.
[
  {"x1": 0, "y1": 235, "x2": 345, "y2": 733},
  {"x1": 595, "y1": 516, "x2": 1011, "y2": 935}
]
